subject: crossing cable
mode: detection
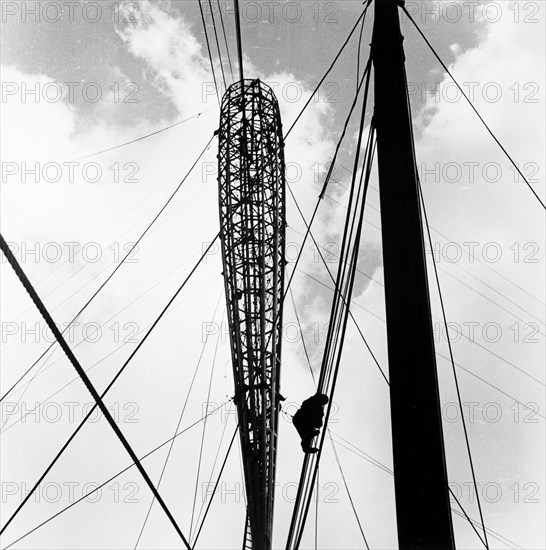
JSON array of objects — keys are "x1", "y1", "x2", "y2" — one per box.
[
  {"x1": 297, "y1": 105, "x2": 375, "y2": 548},
  {"x1": 436, "y1": 267, "x2": 545, "y2": 337},
  {"x1": 405, "y1": 48, "x2": 490, "y2": 542},
  {"x1": 284, "y1": 58, "x2": 371, "y2": 304},
  {"x1": 284, "y1": 1, "x2": 373, "y2": 140},
  {"x1": 288, "y1": 225, "x2": 383, "y2": 289},
  {"x1": 400, "y1": 63, "x2": 491, "y2": 546},
  {"x1": 292, "y1": 233, "x2": 488, "y2": 549},
  {"x1": 402, "y1": 5, "x2": 545, "y2": 210},
  {"x1": 199, "y1": 0, "x2": 221, "y2": 106},
  {"x1": 291, "y1": 292, "x2": 372, "y2": 549},
  {"x1": 191, "y1": 394, "x2": 231, "y2": 542},
  {"x1": 0, "y1": 176, "x2": 208, "y2": 344},
  {"x1": 189, "y1": 308, "x2": 224, "y2": 540},
  {"x1": 216, "y1": 0, "x2": 235, "y2": 83},
  {"x1": 327, "y1": 432, "x2": 370, "y2": 549},
  {"x1": 438, "y1": 255, "x2": 545, "y2": 329},
  {"x1": 287, "y1": 163, "x2": 389, "y2": 386},
  {"x1": 0, "y1": 135, "x2": 216, "y2": 405},
  {"x1": 134, "y1": 290, "x2": 225, "y2": 549},
  {"x1": 435, "y1": 234, "x2": 546, "y2": 309},
  {"x1": 10, "y1": 64, "x2": 393, "y2": 434},
  {"x1": 297, "y1": 133, "x2": 546, "y2": 308},
  {"x1": 263, "y1": 54, "x2": 375, "y2": 371},
  {"x1": 1, "y1": 276, "x2": 220, "y2": 438},
  {"x1": 430, "y1": 225, "x2": 545, "y2": 308},
  {"x1": 207, "y1": 0, "x2": 227, "y2": 89},
  {"x1": 0, "y1": 234, "x2": 191, "y2": 549},
  {"x1": 329, "y1": 433, "x2": 490, "y2": 549},
  {"x1": 0, "y1": 234, "x2": 220, "y2": 541},
  {"x1": 1, "y1": 154, "x2": 210, "y2": 319},
  {"x1": 298, "y1": 264, "x2": 546, "y2": 405},
  {"x1": 297, "y1": 182, "x2": 546, "y2": 341},
  {"x1": 191, "y1": 424, "x2": 239, "y2": 548},
  {"x1": 287, "y1": 180, "x2": 388, "y2": 385},
  {"x1": 259, "y1": 56, "x2": 374, "y2": 377},
  {"x1": 291, "y1": 160, "x2": 545, "y2": 386},
  {"x1": 319, "y1": 91, "x2": 375, "y2": 393},
  {"x1": 72, "y1": 108, "x2": 216, "y2": 161},
  {"x1": 1, "y1": 401, "x2": 230, "y2": 550},
  {"x1": 356, "y1": 0, "x2": 372, "y2": 91},
  {"x1": 2, "y1": 172, "x2": 214, "y2": 340},
  {"x1": 0, "y1": 254, "x2": 214, "y2": 429},
  {"x1": 287, "y1": 77, "x2": 376, "y2": 549}
]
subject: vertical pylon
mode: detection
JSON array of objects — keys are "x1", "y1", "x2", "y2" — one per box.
[{"x1": 372, "y1": 1, "x2": 455, "y2": 548}]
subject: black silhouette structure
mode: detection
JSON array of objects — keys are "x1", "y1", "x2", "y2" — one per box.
[
  {"x1": 218, "y1": 78, "x2": 286, "y2": 550},
  {"x1": 372, "y1": 0, "x2": 455, "y2": 547},
  {"x1": 292, "y1": 393, "x2": 329, "y2": 453}
]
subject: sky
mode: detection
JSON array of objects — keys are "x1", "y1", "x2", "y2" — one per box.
[{"x1": 0, "y1": 1, "x2": 545, "y2": 549}]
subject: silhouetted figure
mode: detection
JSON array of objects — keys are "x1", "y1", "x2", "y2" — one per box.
[{"x1": 292, "y1": 393, "x2": 329, "y2": 454}]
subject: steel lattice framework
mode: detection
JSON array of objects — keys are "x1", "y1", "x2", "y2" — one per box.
[{"x1": 218, "y1": 79, "x2": 286, "y2": 550}]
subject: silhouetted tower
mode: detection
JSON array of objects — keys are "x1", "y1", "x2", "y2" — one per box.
[
  {"x1": 218, "y1": 78, "x2": 286, "y2": 550},
  {"x1": 373, "y1": 0, "x2": 455, "y2": 547}
]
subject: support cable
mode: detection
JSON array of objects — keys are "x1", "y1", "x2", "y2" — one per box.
[
  {"x1": 291, "y1": 292, "x2": 372, "y2": 549},
  {"x1": 260, "y1": 58, "x2": 373, "y2": 375},
  {"x1": 297, "y1": 135, "x2": 546, "y2": 307},
  {"x1": 191, "y1": 396, "x2": 231, "y2": 542},
  {"x1": 191, "y1": 425, "x2": 239, "y2": 548},
  {"x1": 199, "y1": 0, "x2": 221, "y2": 106},
  {"x1": 287, "y1": 174, "x2": 388, "y2": 386},
  {"x1": 216, "y1": 0, "x2": 235, "y2": 82},
  {"x1": 431, "y1": 226, "x2": 545, "y2": 307},
  {"x1": 189, "y1": 308, "x2": 223, "y2": 540},
  {"x1": 284, "y1": 59, "x2": 371, "y2": 308},
  {"x1": 403, "y1": 54, "x2": 490, "y2": 546},
  {"x1": 1, "y1": 156, "x2": 210, "y2": 321},
  {"x1": 402, "y1": 6, "x2": 545, "y2": 210},
  {"x1": 287, "y1": 77, "x2": 376, "y2": 548},
  {"x1": 296, "y1": 124, "x2": 374, "y2": 550},
  {"x1": 208, "y1": 0, "x2": 227, "y2": 89},
  {"x1": 0, "y1": 135, "x2": 215, "y2": 404},
  {"x1": 356, "y1": 0, "x2": 372, "y2": 90},
  {"x1": 284, "y1": 1, "x2": 373, "y2": 139},
  {"x1": 0, "y1": 234, "x2": 191, "y2": 549},
  {"x1": 419, "y1": 182, "x2": 490, "y2": 549},
  {"x1": 133, "y1": 290, "x2": 224, "y2": 549},
  {"x1": 1, "y1": 402, "x2": 230, "y2": 550},
  {"x1": 1, "y1": 261, "x2": 216, "y2": 433},
  {"x1": 0, "y1": 234, "x2": 220, "y2": 541},
  {"x1": 298, "y1": 264, "x2": 545, "y2": 405},
  {"x1": 327, "y1": 432, "x2": 370, "y2": 549},
  {"x1": 71, "y1": 109, "x2": 216, "y2": 161}
]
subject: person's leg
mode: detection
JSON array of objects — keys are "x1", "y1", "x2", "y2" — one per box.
[
  {"x1": 301, "y1": 433, "x2": 319, "y2": 453},
  {"x1": 301, "y1": 433, "x2": 313, "y2": 452}
]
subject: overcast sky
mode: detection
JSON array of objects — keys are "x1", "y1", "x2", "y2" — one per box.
[{"x1": 0, "y1": 1, "x2": 544, "y2": 549}]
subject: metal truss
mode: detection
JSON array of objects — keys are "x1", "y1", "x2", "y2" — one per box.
[{"x1": 218, "y1": 79, "x2": 286, "y2": 550}]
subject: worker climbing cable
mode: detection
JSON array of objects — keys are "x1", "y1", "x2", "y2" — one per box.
[{"x1": 292, "y1": 393, "x2": 329, "y2": 454}]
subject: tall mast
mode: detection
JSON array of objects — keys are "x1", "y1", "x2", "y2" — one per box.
[
  {"x1": 218, "y1": 79, "x2": 286, "y2": 550},
  {"x1": 372, "y1": 1, "x2": 455, "y2": 548}
]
